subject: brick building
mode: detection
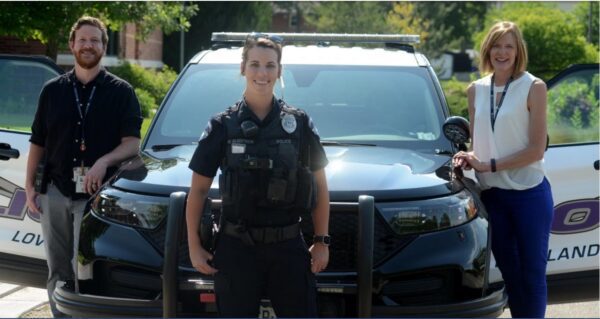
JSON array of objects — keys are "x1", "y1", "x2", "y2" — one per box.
[{"x1": 0, "y1": 23, "x2": 164, "y2": 70}]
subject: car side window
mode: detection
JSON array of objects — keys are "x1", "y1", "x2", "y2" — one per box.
[
  {"x1": 0, "y1": 59, "x2": 60, "y2": 132},
  {"x1": 547, "y1": 68, "x2": 599, "y2": 145}
]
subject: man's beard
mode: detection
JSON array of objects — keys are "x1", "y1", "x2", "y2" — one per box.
[{"x1": 74, "y1": 49, "x2": 103, "y2": 69}]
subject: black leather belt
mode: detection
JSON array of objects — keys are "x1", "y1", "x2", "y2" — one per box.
[{"x1": 221, "y1": 221, "x2": 300, "y2": 245}]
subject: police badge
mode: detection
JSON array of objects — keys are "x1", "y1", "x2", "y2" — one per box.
[{"x1": 281, "y1": 113, "x2": 297, "y2": 133}]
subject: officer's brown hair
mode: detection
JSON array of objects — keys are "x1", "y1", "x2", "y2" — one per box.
[
  {"x1": 241, "y1": 36, "x2": 282, "y2": 75},
  {"x1": 479, "y1": 21, "x2": 528, "y2": 76},
  {"x1": 69, "y1": 16, "x2": 109, "y2": 48}
]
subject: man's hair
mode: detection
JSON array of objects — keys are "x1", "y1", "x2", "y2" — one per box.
[
  {"x1": 69, "y1": 16, "x2": 109, "y2": 47},
  {"x1": 479, "y1": 21, "x2": 528, "y2": 76}
]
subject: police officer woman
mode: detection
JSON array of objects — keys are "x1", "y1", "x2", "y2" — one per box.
[{"x1": 186, "y1": 33, "x2": 330, "y2": 317}]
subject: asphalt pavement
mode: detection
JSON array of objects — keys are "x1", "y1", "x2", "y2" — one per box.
[{"x1": 0, "y1": 282, "x2": 598, "y2": 318}]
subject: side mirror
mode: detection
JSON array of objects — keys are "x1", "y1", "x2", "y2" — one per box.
[{"x1": 443, "y1": 116, "x2": 470, "y2": 151}]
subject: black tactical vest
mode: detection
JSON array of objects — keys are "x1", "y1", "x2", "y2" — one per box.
[{"x1": 219, "y1": 101, "x2": 315, "y2": 226}]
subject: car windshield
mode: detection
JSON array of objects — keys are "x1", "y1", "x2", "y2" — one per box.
[{"x1": 146, "y1": 63, "x2": 449, "y2": 152}]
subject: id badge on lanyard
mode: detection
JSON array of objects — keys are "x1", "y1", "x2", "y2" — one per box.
[{"x1": 72, "y1": 80, "x2": 96, "y2": 193}]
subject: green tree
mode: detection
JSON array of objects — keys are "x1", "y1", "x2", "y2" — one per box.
[
  {"x1": 0, "y1": 1, "x2": 198, "y2": 60},
  {"x1": 162, "y1": 2, "x2": 272, "y2": 71},
  {"x1": 386, "y1": 2, "x2": 428, "y2": 44},
  {"x1": 303, "y1": 2, "x2": 391, "y2": 34},
  {"x1": 412, "y1": 2, "x2": 488, "y2": 58},
  {"x1": 474, "y1": 2, "x2": 598, "y2": 80},
  {"x1": 574, "y1": 1, "x2": 599, "y2": 46}
]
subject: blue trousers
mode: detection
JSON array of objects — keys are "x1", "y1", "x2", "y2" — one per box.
[{"x1": 481, "y1": 178, "x2": 553, "y2": 318}]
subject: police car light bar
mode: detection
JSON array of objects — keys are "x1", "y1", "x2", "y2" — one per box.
[{"x1": 211, "y1": 32, "x2": 420, "y2": 44}]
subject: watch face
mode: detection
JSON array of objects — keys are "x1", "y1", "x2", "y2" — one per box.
[{"x1": 315, "y1": 235, "x2": 331, "y2": 245}]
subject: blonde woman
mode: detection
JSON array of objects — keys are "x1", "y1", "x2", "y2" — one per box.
[{"x1": 453, "y1": 21, "x2": 553, "y2": 318}]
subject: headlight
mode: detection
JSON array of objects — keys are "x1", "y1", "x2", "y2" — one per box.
[
  {"x1": 91, "y1": 187, "x2": 169, "y2": 229},
  {"x1": 377, "y1": 190, "x2": 478, "y2": 235}
]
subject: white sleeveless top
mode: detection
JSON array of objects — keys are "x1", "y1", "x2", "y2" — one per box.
[{"x1": 472, "y1": 72, "x2": 546, "y2": 190}]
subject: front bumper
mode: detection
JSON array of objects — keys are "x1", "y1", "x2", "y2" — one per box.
[
  {"x1": 55, "y1": 281, "x2": 506, "y2": 318},
  {"x1": 54, "y1": 284, "x2": 162, "y2": 317},
  {"x1": 372, "y1": 289, "x2": 506, "y2": 317}
]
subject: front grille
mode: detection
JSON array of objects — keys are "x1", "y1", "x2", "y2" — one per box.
[
  {"x1": 300, "y1": 204, "x2": 416, "y2": 271},
  {"x1": 380, "y1": 269, "x2": 462, "y2": 305},
  {"x1": 139, "y1": 203, "x2": 416, "y2": 272}
]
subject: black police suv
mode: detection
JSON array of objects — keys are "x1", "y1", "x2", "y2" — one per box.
[{"x1": 53, "y1": 33, "x2": 507, "y2": 317}]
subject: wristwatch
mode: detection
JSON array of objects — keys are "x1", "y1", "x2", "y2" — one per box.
[{"x1": 313, "y1": 235, "x2": 332, "y2": 246}]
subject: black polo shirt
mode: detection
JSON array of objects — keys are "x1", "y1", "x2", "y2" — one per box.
[
  {"x1": 30, "y1": 68, "x2": 142, "y2": 199},
  {"x1": 189, "y1": 98, "x2": 328, "y2": 178}
]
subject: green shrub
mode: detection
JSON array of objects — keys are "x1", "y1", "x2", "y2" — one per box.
[
  {"x1": 440, "y1": 77, "x2": 470, "y2": 117},
  {"x1": 548, "y1": 77, "x2": 599, "y2": 129},
  {"x1": 109, "y1": 62, "x2": 177, "y2": 117},
  {"x1": 134, "y1": 88, "x2": 156, "y2": 118},
  {"x1": 547, "y1": 74, "x2": 599, "y2": 144}
]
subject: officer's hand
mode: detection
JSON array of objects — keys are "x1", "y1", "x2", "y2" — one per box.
[
  {"x1": 25, "y1": 186, "x2": 42, "y2": 214},
  {"x1": 84, "y1": 160, "x2": 108, "y2": 194},
  {"x1": 190, "y1": 247, "x2": 218, "y2": 275},
  {"x1": 309, "y1": 244, "x2": 329, "y2": 273}
]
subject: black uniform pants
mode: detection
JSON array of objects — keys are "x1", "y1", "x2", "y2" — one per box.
[{"x1": 212, "y1": 233, "x2": 318, "y2": 317}]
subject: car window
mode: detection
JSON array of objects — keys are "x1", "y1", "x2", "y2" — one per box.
[
  {"x1": 547, "y1": 68, "x2": 599, "y2": 145},
  {"x1": 0, "y1": 59, "x2": 59, "y2": 132},
  {"x1": 148, "y1": 64, "x2": 447, "y2": 151},
  {"x1": 283, "y1": 66, "x2": 442, "y2": 142}
]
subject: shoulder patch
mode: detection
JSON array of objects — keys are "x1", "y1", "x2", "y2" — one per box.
[
  {"x1": 199, "y1": 120, "x2": 213, "y2": 141},
  {"x1": 308, "y1": 116, "x2": 319, "y2": 136}
]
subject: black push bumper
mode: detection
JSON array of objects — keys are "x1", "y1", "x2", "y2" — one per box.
[{"x1": 54, "y1": 285, "x2": 162, "y2": 317}]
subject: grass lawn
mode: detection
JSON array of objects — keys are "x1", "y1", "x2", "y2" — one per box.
[{"x1": 141, "y1": 117, "x2": 153, "y2": 139}]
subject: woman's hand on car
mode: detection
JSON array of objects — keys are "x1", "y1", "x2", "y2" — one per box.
[
  {"x1": 453, "y1": 151, "x2": 491, "y2": 172},
  {"x1": 190, "y1": 246, "x2": 218, "y2": 275}
]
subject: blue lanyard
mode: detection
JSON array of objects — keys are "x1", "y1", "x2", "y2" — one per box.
[
  {"x1": 72, "y1": 81, "x2": 96, "y2": 152},
  {"x1": 489, "y1": 74, "x2": 513, "y2": 132}
]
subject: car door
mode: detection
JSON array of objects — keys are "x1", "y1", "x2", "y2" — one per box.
[
  {"x1": 0, "y1": 55, "x2": 63, "y2": 265},
  {"x1": 544, "y1": 64, "x2": 599, "y2": 280}
]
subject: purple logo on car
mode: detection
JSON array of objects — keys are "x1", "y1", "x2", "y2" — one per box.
[
  {"x1": 0, "y1": 177, "x2": 41, "y2": 223},
  {"x1": 551, "y1": 199, "x2": 599, "y2": 234}
]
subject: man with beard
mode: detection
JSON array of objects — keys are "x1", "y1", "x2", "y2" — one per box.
[{"x1": 24, "y1": 16, "x2": 142, "y2": 317}]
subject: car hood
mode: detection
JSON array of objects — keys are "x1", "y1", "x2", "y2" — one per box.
[{"x1": 112, "y1": 145, "x2": 460, "y2": 201}]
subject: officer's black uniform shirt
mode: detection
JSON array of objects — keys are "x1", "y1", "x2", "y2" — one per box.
[
  {"x1": 30, "y1": 68, "x2": 142, "y2": 199},
  {"x1": 189, "y1": 98, "x2": 328, "y2": 179}
]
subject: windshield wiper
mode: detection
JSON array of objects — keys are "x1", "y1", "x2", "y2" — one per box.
[
  {"x1": 321, "y1": 141, "x2": 377, "y2": 147},
  {"x1": 150, "y1": 144, "x2": 186, "y2": 151}
]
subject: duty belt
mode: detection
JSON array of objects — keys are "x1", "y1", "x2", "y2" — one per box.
[{"x1": 221, "y1": 221, "x2": 301, "y2": 245}]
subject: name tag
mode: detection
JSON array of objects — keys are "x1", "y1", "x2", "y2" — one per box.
[
  {"x1": 73, "y1": 166, "x2": 89, "y2": 193},
  {"x1": 231, "y1": 143, "x2": 246, "y2": 154}
]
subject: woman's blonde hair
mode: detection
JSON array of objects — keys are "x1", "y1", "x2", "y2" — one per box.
[{"x1": 479, "y1": 21, "x2": 528, "y2": 76}]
